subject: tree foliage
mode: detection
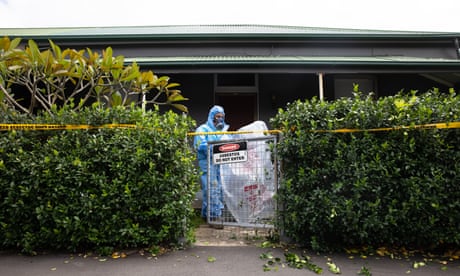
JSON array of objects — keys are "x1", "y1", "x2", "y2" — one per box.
[{"x1": 0, "y1": 36, "x2": 188, "y2": 114}]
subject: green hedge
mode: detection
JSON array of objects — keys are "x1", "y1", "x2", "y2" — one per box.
[
  {"x1": 0, "y1": 106, "x2": 198, "y2": 254},
  {"x1": 271, "y1": 89, "x2": 460, "y2": 252}
]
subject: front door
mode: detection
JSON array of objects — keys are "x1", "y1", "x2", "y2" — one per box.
[{"x1": 215, "y1": 93, "x2": 257, "y2": 131}]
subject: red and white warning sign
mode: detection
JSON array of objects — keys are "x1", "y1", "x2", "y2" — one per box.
[{"x1": 212, "y1": 141, "x2": 248, "y2": 165}]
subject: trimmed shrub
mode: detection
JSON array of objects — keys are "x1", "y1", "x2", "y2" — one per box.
[
  {"x1": 0, "y1": 106, "x2": 198, "y2": 254},
  {"x1": 271, "y1": 89, "x2": 460, "y2": 251}
]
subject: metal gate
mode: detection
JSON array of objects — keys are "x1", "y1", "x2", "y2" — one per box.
[{"x1": 206, "y1": 135, "x2": 278, "y2": 228}]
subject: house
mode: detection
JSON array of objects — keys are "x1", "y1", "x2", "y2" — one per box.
[{"x1": 2, "y1": 25, "x2": 460, "y2": 129}]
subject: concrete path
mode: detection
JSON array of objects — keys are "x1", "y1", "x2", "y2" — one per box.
[{"x1": 1, "y1": 225, "x2": 459, "y2": 276}]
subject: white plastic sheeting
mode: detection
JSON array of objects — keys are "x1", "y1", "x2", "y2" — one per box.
[{"x1": 220, "y1": 121, "x2": 276, "y2": 226}]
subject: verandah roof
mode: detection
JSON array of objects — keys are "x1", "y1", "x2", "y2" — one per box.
[
  {"x1": 124, "y1": 55, "x2": 460, "y2": 75},
  {"x1": 126, "y1": 55, "x2": 460, "y2": 66}
]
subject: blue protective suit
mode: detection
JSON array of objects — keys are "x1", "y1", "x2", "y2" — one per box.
[{"x1": 193, "y1": 105, "x2": 230, "y2": 218}]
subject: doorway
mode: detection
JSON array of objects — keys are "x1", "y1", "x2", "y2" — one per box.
[{"x1": 215, "y1": 93, "x2": 257, "y2": 131}]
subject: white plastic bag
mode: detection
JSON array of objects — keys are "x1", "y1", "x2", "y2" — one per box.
[{"x1": 221, "y1": 121, "x2": 275, "y2": 224}]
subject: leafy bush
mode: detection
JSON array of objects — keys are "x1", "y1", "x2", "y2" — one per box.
[
  {"x1": 271, "y1": 89, "x2": 460, "y2": 251},
  {"x1": 0, "y1": 106, "x2": 198, "y2": 254}
]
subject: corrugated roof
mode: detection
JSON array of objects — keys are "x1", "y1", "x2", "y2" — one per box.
[{"x1": 1, "y1": 24, "x2": 459, "y2": 40}]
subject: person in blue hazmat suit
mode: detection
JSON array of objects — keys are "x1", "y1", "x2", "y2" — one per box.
[{"x1": 194, "y1": 105, "x2": 230, "y2": 219}]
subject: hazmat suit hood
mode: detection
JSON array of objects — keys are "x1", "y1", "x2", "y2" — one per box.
[
  {"x1": 206, "y1": 105, "x2": 229, "y2": 132},
  {"x1": 194, "y1": 104, "x2": 230, "y2": 172}
]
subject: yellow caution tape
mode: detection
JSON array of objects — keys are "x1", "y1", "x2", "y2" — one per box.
[
  {"x1": 1, "y1": 122, "x2": 459, "y2": 134},
  {"x1": 187, "y1": 129, "x2": 283, "y2": 136},
  {"x1": 0, "y1": 123, "x2": 137, "y2": 131},
  {"x1": 313, "y1": 121, "x2": 460, "y2": 133}
]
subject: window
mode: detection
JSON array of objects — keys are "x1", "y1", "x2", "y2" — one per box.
[
  {"x1": 216, "y1": 74, "x2": 256, "y2": 87},
  {"x1": 334, "y1": 76, "x2": 377, "y2": 98}
]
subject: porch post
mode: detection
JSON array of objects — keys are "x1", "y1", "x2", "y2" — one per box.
[{"x1": 318, "y1": 73, "x2": 324, "y2": 101}]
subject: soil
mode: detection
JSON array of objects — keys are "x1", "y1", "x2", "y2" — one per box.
[{"x1": 194, "y1": 224, "x2": 274, "y2": 247}]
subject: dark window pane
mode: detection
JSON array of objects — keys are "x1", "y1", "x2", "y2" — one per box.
[{"x1": 217, "y1": 74, "x2": 255, "y2": 86}]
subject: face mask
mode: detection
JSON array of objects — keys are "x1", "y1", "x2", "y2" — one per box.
[{"x1": 214, "y1": 117, "x2": 225, "y2": 130}]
